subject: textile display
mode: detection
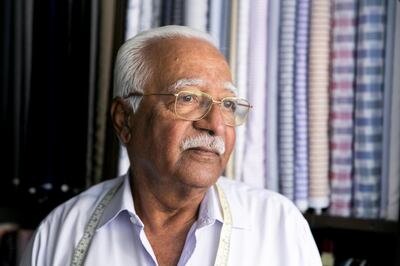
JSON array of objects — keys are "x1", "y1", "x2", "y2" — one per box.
[
  {"x1": 294, "y1": 0, "x2": 310, "y2": 212},
  {"x1": 329, "y1": 0, "x2": 357, "y2": 217},
  {"x1": 308, "y1": 0, "x2": 331, "y2": 212},
  {"x1": 353, "y1": 0, "x2": 386, "y2": 219}
]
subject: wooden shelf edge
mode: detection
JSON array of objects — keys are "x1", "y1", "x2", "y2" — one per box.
[{"x1": 304, "y1": 213, "x2": 399, "y2": 234}]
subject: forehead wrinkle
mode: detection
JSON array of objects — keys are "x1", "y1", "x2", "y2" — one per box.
[{"x1": 166, "y1": 79, "x2": 204, "y2": 93}]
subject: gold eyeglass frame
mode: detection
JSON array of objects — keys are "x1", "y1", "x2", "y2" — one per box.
[{"x1": 123, "y1": 90, "x2": 253, "y2": 127}]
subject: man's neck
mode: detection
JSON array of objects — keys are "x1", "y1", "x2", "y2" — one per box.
[
  {"x1": 130, "y1": 171, "x2": 209, "y2": 266},
  {"x1": 130, "y1": 171, "x2": 208, "y2": 232}
]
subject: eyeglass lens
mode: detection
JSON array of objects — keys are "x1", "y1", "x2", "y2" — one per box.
[{"x1": 175, "y1": 91, "x2": 250, "y2": 126}]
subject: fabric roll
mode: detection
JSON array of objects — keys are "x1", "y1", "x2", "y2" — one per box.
[
  {"x1": 125, "y1": 0, "x2": 140, "y2": 40},
  {"x1": 86, "y1": 0, "x2": 100, "y2": 186},
  {"x1": 171, "y1": 0, "x2": 184, "y2": 26},
  {"x1": 387, "y1": 0, "x2": 400, "y2": 221},
  {"x1": 328, "y1": 0, "x2": 357, "y2": 217},
  {"x1": 308, "y1": 0, "x2": 331, "y2": 212},
  {"x1": 208, "y1": 0, "x2": 223, "y2": 49},
  {"x1": 224, "y1": 0, "x2": 238, "y2": 179},
  {"x1": 152, "y1": 0, "x2": 162, "y2": 27},
  {"x1": 139, "y1": 0, "x2": 152, "y2": 31},
  {"x1": 160, "y1": 0, "x2": 173, "y2": 26},
  {"x1": 184, "y1": 0, "x2": 208, "y2": 32},
  {"x1": 241, "y1": 0, "x2": 268, "y2": 188},
  {"x1": 294, "y1": 0, "x2": 310, "y2": 212},
  {"x1": 353, "y1": 0, "x2": 386, "y2": 219},
  {"x1": 234, "y1": 0, "x2": 250, "y2": 181},
  {"x1": 95, "y1": 0, "x2": 117, "y2": 182},
  {"x1": 219, "y1": 0, "x2": 231, "y2": 58},
  {"x1": 264, "y1": 0, "x2": 280, "y2": 192},
  {"x1": 380, "y1": 0, "x2": 395, "y2": 219},
  {"x1": 278, "y1": 0, "x2": 296, "y2": 201}
]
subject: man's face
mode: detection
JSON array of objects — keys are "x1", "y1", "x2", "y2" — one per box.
[{"x1": 128, "y1": 38, "x2": 235, "y2": 189}]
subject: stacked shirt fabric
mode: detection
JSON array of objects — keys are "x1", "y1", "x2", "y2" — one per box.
[{"x1": 116, "y1": 0, "x2": 400, "y2": 220}]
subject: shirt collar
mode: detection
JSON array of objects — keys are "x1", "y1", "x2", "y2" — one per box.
[
  {"x1": 97, "y1": 174, "x2": 250, "y2": 230},
  {"x1": 198, "y1": 179, "x2": 250, "y2": 229},
  {"x1": 97, "y1": 173, "x2": 140, "y2": 230}
]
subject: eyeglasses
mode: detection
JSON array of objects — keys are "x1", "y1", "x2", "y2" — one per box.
[{"x1": 124, "y1": 90, "x2": 253, "y2": 127}]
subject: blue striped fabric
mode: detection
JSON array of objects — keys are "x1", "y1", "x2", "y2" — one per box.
[
  {"x1": 264, "y1": 0, "x2": 280, "y2": 192},
  {"x1": 278, "y1": 0, "x2": 297, "y2": 201},
  {"x1": 353, "y1": 0, "x2": 386, "y2": 219},
  {"x1": 294, "y1": 0, "x2": 310, "y2": 212}
]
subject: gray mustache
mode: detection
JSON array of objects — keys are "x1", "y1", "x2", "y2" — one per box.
[{"x1": 181, "y1": 135, "x2": 226, "y2": 155}]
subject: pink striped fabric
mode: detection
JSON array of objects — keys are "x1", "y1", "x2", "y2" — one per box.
[{"x1": 329, "y1": 0, "x2": 357, "y2": 217}]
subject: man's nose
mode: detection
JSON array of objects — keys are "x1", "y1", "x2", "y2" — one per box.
[{"x1": 194, "y1": 104, "x2": 226, "y2": 136}]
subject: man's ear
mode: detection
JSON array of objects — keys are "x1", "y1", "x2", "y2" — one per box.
[{"x1": 111, "y1": 97, "x2": 132, "y2": 145}]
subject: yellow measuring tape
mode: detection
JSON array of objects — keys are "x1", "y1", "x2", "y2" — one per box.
[{"x1": 71, "y1": 182, "x2": 232, "y2": 266}]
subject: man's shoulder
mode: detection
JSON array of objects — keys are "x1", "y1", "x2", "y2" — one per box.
[{"x1": 217, "y1": 177, "x2": 300, "y2": 217}]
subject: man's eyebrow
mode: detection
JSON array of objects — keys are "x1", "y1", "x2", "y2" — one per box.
[
  {"x1": 166, "y1": 79, "x2": 204, "y2": 92},
  {"x1": 224, "y1": 82, "x2": 238, "y2": 94}
]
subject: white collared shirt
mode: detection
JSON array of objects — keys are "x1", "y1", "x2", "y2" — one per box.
[{"x1": 21, "y1": 174, "x2": 322, "y2": 266}]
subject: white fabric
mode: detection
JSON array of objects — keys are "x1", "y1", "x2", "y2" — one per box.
[
  {"x1": 208, "y1": 0, "x2": 223, "y2": 49},
  {"x1": 125, "y1": 0, "x2": 141, "y2": 40},
  {"x1": 387, "y1": 1, "x2": 400, "y2": 221},
  {"x1": 184, "y1": 0, "x2": 208, "y2": 32},
  {"x1": 234, "y1": 0, "x2": 250, "y2": 181},
  {"x1": 139, "y1": 0, "x2": 152, "y2": 31},
  {"x1": 241, "y1": 0, "x2": 268, "y2": 188},
  {"x1": 22, "y1": 174, "x2": 321, "y2": 266}
]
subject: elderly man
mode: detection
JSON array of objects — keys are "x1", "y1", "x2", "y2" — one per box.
[{"x1": 22, "y1": 26, "x2": 321, "y2": 266}]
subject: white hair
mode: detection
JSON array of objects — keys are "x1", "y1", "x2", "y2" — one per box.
[{"x1": 113, "y1": 25, "x2": 217, "y2": 112}]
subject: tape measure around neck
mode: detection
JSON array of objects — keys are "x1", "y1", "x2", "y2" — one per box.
[
  {"x1": 70, "y1": 182, "x2": 122, "y2": 266},
  {"x1": 214, "y1": 183, "x2": 232, "y2": 266},
  {"x1": 70, "y1": 182, "x2": 232, "y2": 266}
]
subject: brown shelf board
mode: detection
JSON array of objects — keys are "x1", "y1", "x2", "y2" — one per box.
[{"x1": 304, "y1": 213, "x2": 399, "y2": 234}]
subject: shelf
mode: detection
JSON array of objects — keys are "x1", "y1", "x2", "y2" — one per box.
[{"x1": 304, "y1": 213, "x2": 399, "y2": 234}]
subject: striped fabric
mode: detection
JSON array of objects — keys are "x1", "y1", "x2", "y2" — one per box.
[
  {"x1": 329, "y1": 0, "x2": 357, "y2": 217},
  {"x1": 294, "y1": 0, "x2": 310, "y2": 212},
  {"x1": 234, "y1": 0, "x2": 250, "y2": 181},
  {"x1": 278, "y1": 0, "x2": 296, "y2": 201},
  {"x1": 353, "y1": 0, "x2": 386, "y2": 219},
  {"x1": 308, "y1": 0, "x2": 331, "y2": 213},
  {"x1": 171, "y1": 0, "x2": 184, "y2": 25},
  {"x1": 264, "y1": 0, "x2": 280, "y2": 192},
  {"x1": 241, "y1": 0, "x2": 268, "y2": 188}
]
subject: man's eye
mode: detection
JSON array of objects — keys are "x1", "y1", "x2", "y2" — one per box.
[
  {"x1": 183, "y1": 95, "x2": 193, "y2": 102},
  {"x1": 223, "y1": 100, "x2": 237, "y2": 111},
  {"x1": 178, "y1": 93, "x2": 198, "y2": 104}
]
